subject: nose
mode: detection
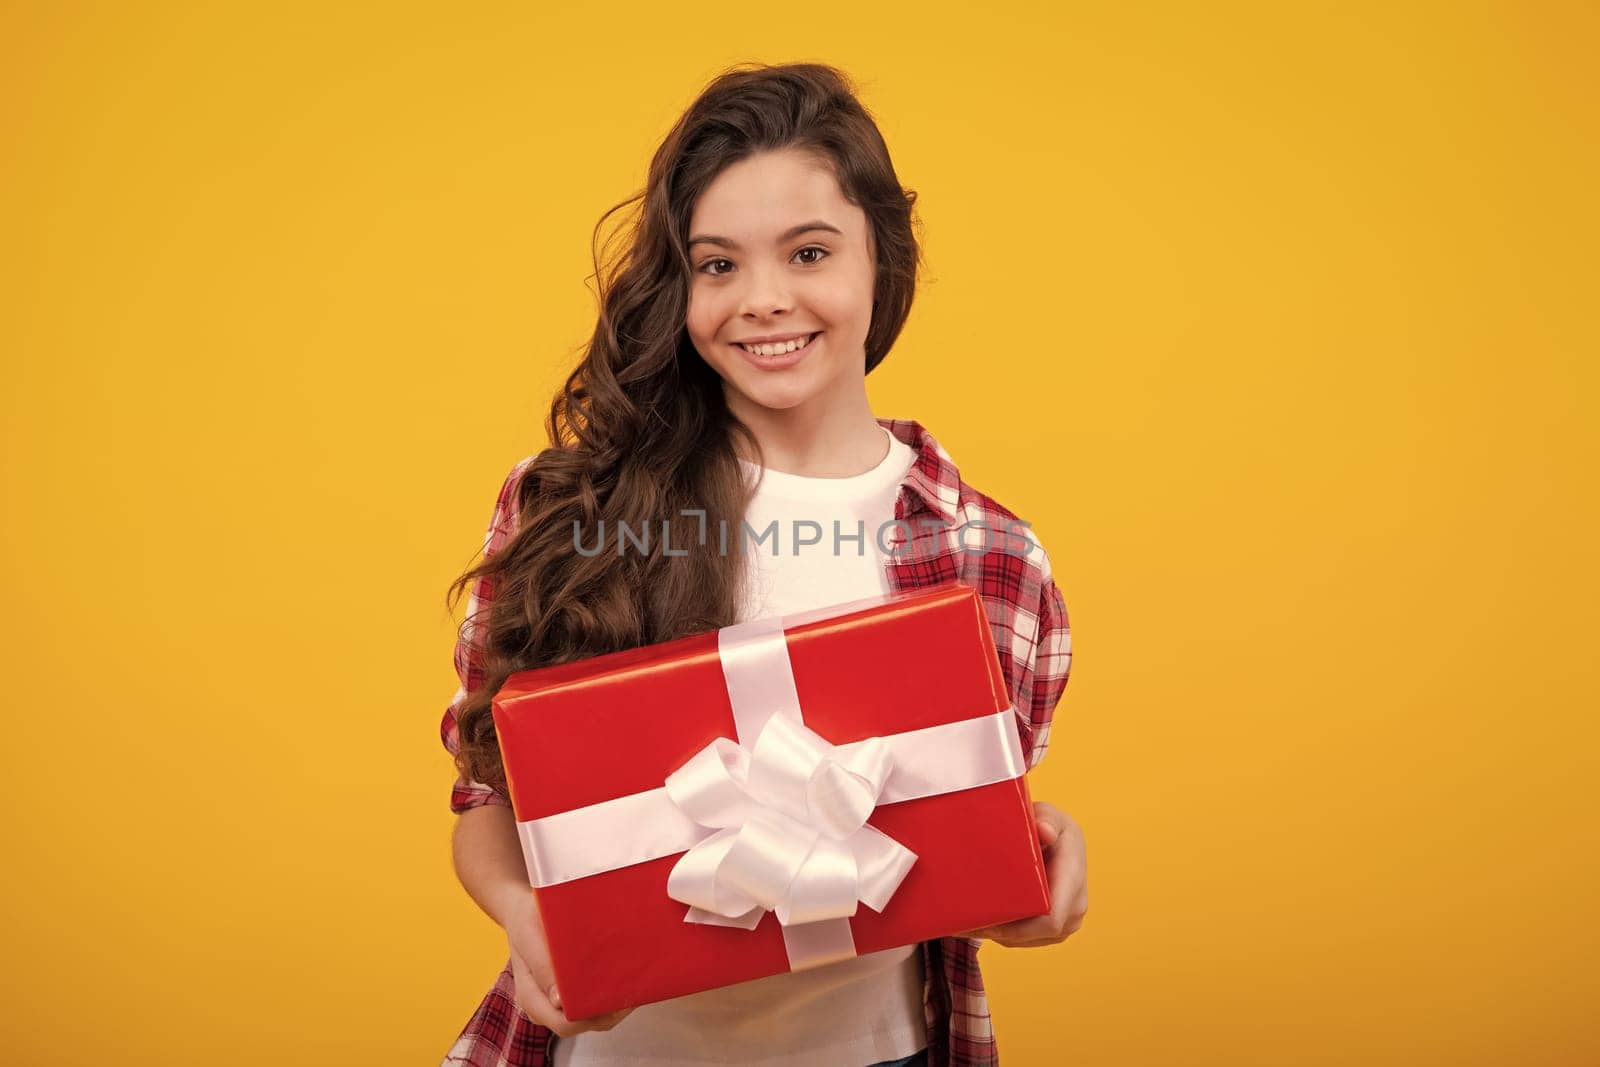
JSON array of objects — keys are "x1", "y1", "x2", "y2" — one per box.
[{"x1": 738, "y1": 262, "x2": 792, "y2": 320}]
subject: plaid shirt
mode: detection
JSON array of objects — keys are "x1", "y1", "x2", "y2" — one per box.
[{"x1": 440, "y1": 417, "x2": 1073, "y2": 1067}]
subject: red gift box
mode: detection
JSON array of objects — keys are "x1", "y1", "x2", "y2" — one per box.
[{"x1": 492, "y1": 579, "x2": 1049, "y2": 1021}]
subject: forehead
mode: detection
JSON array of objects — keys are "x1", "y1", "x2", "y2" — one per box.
[{"x1": 689, "y1": 148, "x2": 859, "y2": 236}]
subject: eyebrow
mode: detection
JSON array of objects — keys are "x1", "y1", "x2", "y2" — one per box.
[{"x1": 687, "y1": 220, "x2": 844, "y2": 251}]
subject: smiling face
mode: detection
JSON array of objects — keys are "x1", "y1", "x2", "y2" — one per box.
[{"x1": 685, "y1": 147, "x2": 877, "y2": 424}]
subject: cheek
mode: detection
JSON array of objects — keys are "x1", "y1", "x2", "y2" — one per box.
[
  {"x1": 815, "y1": 273, "x2": 875, "y2": 329},
  {"x1": 685, "y1": 289, "x2": 727, "y2": 342},
  {"x1": 684, "y1": 296, "x2": 706, "y2": 339}
]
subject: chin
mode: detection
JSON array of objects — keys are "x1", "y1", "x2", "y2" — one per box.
[
  {"x1": 742, "y1": 390, "x2": 814, "y2": 413},
  {"x1": 731, "y1": 379, "x2": 820, "y2": 413}
]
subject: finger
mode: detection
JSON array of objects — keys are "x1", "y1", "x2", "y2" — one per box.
[
  {"x1": 1049, "y1": 849, "x2": 1080, "y2": 931},
  {"x1": 987, "y1": 916, "x2": 1050, "y2": 944},
  {"x1": 509, "y1": 953, "x2": 570, "y2": 1032},
  {"x1": 1067, "y1": 887, "x2": 1089, "y2": 935},
  {"x1": 515, "y1": 938, "x2": 564, "y2": 1013},
  {"x1": 992, "y1": 933, "x2": 1065, "y2": 949},
  {"x1": 507, "y1": 927, "x2": 559, "y2": 996},
  {"x1": 586, "y1": 1007, "x2": 636, "y2": 1032},
  {"x1": 529, "y1": 963, "x2": 563, "y2": 1015},
  {"x1": 991, "y1": 912, "x2": 1074, "y2": 947}
]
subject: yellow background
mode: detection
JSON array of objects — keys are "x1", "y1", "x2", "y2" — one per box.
[{"x1": 3, "y1": 2, "x2": 1595, "y2": 1063}]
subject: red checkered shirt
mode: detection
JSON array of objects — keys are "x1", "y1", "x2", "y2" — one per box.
[{"x1": 440, "y1": 417, "x2": 1074, "y2": 1067}]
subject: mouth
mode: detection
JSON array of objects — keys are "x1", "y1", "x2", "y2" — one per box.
[
  {"x1": 732, "y1": 332, "x2": 821, "y2": 368},
  {"x1": 732, "y1": 331, "x2": 819, "y2": 356}
]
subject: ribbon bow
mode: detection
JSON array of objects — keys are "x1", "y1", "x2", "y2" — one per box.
[{"x1": 663, "y1": 712, "x2": 918, "y2": 930}]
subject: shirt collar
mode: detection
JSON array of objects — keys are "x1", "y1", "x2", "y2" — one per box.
[{"x1": 879, "y1": 417, "x2": 963, "y2": 525}]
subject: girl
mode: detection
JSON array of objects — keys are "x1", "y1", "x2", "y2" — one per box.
[{"x1": 440, "y1": 63, "x2": 1085, "y2": 1067}]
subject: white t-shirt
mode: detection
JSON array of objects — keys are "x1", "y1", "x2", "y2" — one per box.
[{"x1": 553, "y1": 424, "x2": 928, "y2": 1066}]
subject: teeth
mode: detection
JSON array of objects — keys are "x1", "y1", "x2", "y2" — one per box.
[{"x1": 740, "y1": 333, "x2": 814, "y2": 357}]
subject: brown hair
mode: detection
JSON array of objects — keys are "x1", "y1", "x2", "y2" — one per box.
[{"x1": 445, "y1": 62, "x2": 924, "y2": 795}]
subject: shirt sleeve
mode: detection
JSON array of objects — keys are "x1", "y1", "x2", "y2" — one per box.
[
  {"x1": 440, "y1": 458, "x2": 533, "y2": 815},
  {"x1": 1022, "y1": 569, "x2": 1073, "y2": 771}
]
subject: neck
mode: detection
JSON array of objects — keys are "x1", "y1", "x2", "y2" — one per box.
[{"x1": 729, "y1": 389, "x2": 888, "y2": 478}]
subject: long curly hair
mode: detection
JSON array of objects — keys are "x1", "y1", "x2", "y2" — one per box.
[{"x1": 445, "y1": 61, "x2": 924, "y2": 795}]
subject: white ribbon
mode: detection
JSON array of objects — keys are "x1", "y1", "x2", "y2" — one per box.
[
  {"x1": 515, "y1": 611, "x2": 1028, "y2": 971},
  {"x1": 662, "y1": 712, "x2": 917, "y2": 930}
]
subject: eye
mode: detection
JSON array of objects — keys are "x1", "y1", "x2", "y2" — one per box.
[{"x1": 696, "y1": 246, "x2": 830, "y2": 276}]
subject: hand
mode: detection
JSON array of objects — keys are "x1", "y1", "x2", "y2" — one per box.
[
  {"x1": 958, "y1": 801, "x2": 1087, "y2": 948},
  {"x1": 503, "y1": 891, "x2": 636, "y2": 1038}
]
